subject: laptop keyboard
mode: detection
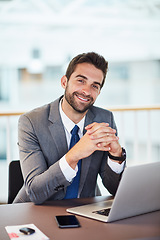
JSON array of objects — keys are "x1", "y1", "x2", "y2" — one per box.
[{"x1": 93, "y1": 208, "x2": 111, "y2": 216}]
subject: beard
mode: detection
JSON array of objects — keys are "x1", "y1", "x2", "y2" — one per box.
[{"x1": 64, "y1": 88, "x2": 95, "y2": 114}]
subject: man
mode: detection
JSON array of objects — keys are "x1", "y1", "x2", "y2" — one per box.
[{"x1": 14, "y1": 52, "x2": 126, "y2": 204}]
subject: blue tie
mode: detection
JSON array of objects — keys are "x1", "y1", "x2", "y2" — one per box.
[{"x1": 64, "y1": 125, "x2": 81, "y2": 199}]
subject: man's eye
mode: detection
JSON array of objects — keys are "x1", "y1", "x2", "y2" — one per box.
[
  {"x1": 92, "y1": 85, "x2": 99, "y2": 90},
  {"x1": 78, "y1": 79, "x2": 84, "y2": 83}
]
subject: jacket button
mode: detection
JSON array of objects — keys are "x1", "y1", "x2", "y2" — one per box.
[{"x1": 54, "y1": 185, "x2": 64, "y2": 191}]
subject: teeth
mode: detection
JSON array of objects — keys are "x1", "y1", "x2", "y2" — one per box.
[{"x1": 78, "y1": 96, "x2": 88, "y2": 102}]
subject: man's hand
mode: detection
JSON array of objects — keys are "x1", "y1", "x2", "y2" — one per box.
[
  {"x1": 86, "y1": 122, "x2": 122, "y2": 156},
  {"x1": 65, "y1": 122, "x2": 122, "y2": 169}
]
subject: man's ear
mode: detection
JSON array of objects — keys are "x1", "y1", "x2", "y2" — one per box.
[{"x1": 61, "y1": 75, "x2": 68, "y2": 89}]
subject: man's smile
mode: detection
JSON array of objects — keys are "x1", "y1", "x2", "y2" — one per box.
[{"x1": 75, "y1": 93, "x2": 91, "y2": 103}]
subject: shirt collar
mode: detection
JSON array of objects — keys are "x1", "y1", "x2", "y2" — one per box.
[{"x1": 59, "y1": 99, "x2": 85, "y2": 135}]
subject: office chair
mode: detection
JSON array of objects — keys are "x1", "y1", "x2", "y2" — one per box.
[
  {"x1": 7, "y1": 161, "x2": 100, "y2": 204},
  {"x1": 8, "y1": 160, "x2": 24, "y2": 204}
]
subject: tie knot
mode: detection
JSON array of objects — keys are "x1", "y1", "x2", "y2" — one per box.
[{"x1": 71, "y1": 125, "x2": 79, "y2": 135}]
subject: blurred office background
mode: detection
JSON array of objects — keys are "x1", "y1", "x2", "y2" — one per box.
[{"x1": 0, "y1": 0, "x2": 160, "y2": 203}]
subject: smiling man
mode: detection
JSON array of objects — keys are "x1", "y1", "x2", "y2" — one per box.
[{"x1": 14, "y1": 52, "x2": 126, "y2": 204}]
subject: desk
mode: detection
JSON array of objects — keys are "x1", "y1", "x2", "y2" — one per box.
[{"x1": 0, "y1": 196, "x2": 160, "y2": 240}]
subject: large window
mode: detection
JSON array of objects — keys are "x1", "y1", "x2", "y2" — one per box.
[{"x1": 0, "y1": 69, "x2": 9, "y2": 101}]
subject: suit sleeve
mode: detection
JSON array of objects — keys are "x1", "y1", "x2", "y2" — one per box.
[
  {"x1": 99, "y1": 111, "x2": 124, "y2": 196},
  {"x1": 18, "y1": 114, "x2": 70, "y2": 204}
]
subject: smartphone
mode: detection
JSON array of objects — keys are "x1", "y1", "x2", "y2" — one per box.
[{"x1": 55, "y1": 215, "x2": 80, "y2": 228}]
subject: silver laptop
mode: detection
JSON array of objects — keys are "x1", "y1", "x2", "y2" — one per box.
[{"x1": 67, "y1": 162, "x2": 160, "y2": 222}]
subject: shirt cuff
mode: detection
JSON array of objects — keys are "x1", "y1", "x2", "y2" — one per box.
[
  {"x1": 108, "y1": 158, "x2": 125, "y2": 174},
  {"x1": 59, "y1": 155, "x2": 78, "y2": 182}
]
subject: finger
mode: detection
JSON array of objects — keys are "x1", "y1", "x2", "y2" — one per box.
[
  {"x1": 85, "y1": 122, "x2": 109, "y2": 134},
  {"x1": 85, "y1": 122, "x2": 97, "y2": 130},
  {"x1": 104, "y1": 135, "x2": 119, "y2": 142},
  {"x1": 86, "y1": 122, "x2": 110, "y2": 135},
  {"x1": 96, "y1": 136, "x2": 119, "y2": 147},
  {"x1": 106, "y1": 131, "x2": 117, "y2": 137},
  {"x1": 89, "y1": 129, "x2": 117, "y2": 140},
  {"x1": 88, "y1": 134, "x2": 118, "y2": 151},
  {"x1": 96, "y1": 142, "x2": 111, "y2": 151},
  {"x1": 86, "y1": 122, "x2": 109, "y2": 129}
]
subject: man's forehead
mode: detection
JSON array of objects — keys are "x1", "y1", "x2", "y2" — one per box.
[
  {"x1": 74, "y1": 62, "x2": 95, "y2": 71},
  {"x1": 73, "y1": 63, "x2": 103, "y2": 83}
]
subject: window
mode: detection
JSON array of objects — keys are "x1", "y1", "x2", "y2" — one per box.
[{"x1": 0, "y1": 68, "x2": 9, "y2": 101}]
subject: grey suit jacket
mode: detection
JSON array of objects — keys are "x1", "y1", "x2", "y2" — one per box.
[{"x1": 14, "y1": 96, "x2": 123, "y2": 204}]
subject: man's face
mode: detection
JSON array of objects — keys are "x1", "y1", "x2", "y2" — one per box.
[{"x1": 61, "y1": 63, "x2": 104, "y2": 113}]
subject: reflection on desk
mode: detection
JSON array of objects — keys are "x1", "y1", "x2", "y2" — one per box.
[{"x1": 0, "y1": 196, "x2": 160, "y2": 240}]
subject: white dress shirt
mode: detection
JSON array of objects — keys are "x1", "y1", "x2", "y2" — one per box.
[{"x1": 59, "y1": 101, "x2": 125, "y2": 182}]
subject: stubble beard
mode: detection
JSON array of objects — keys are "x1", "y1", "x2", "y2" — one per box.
[{"x1": 64, "y1": 89, "x2": 94, "y2": 114}]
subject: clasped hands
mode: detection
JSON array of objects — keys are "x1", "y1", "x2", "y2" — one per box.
[{"x1": 66, "y1": 122, "x2": 122, "y2": 169}]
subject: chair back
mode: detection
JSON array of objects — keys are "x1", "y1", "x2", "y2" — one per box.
[{"x1": 8, "y1": 160, "x2": 24, "y2": 204}]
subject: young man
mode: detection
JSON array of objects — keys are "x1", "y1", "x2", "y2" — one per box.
[{"x1": 14, "y1": 52, "x2": 126, "y2": 204}]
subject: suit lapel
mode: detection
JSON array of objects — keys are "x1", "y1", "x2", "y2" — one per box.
[
  {"x1": 79, "y1": 108, "x2": 96, "y2": 195},
  {"x1": 48, "y1": 97, "x2": 68, "y2": 158}
]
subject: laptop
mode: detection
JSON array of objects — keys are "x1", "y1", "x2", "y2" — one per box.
[{"x1": 67, "y1": 162, "x2": 160, "y2": 222}]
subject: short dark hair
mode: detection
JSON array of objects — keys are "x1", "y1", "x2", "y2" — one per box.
[{"x1": 65, "y1": 52, "x2": 108, "y2": 88}]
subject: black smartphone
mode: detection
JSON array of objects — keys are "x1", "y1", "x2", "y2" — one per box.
[{"x1": 55, "y1": 215, "x2": 80, "y2": 228}]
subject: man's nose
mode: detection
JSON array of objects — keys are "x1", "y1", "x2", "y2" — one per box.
[{"x1": 82, "y1": 84, "x2": 91, "y2": 95}]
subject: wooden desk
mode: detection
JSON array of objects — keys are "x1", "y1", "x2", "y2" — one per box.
[{"x1": 0, "y1": 196, "x2": 160, "y2": 240}]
